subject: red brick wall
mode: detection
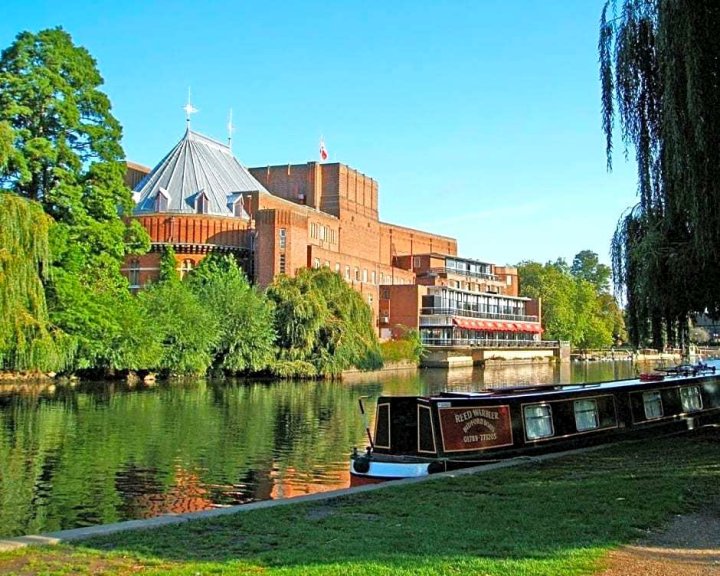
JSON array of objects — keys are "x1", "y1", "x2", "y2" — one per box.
[
  {"x1": 379, "y1": 285, "x2": 426, "y2": 337},
  {"x1": 379, "y1": 223, "x2": 457, "y2": 263},
  {"x1": 135, "y1": 214, "x2": 251, "y2": 247}
]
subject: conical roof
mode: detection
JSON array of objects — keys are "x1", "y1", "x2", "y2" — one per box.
[{"x1": 133, "y1": 129, "x2": 268, "y2": 217}]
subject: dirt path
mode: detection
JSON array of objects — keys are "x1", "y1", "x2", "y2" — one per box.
[{"x1": 599, "y1": 501, "x2": 720, "y2": 575}]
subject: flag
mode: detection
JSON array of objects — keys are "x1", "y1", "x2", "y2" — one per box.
[{"x1": 319, "y1": 139, "x2": 328, "y2": 161}]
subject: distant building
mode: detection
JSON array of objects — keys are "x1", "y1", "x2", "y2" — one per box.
[{"x1": 123, "y1": 128, "x2": 541, "y2": 343}]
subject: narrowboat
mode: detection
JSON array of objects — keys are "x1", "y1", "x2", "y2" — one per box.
[{"x1": 350, "y1": 362, "x2": 720, "y2": 485}]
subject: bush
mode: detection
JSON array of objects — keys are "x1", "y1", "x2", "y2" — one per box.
[{"x1": 380, "y1": 330, "x2": 424, "y2": 363}]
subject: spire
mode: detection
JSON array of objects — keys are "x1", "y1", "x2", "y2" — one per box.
[
  {"x1": 183, "y1": 87, "x2": 199, "y2": 128},
  {"x1": 227, "y1": 108, "x2": 234, "y2": 150}
]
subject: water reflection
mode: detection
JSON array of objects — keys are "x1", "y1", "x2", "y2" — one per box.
[{"x1": 0, "y1": 360, "x2": 639, "y2": 537}]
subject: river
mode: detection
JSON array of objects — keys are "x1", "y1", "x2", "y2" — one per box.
[{"x1": 0, "y1": 360, "x2": 640, "y2": 537}]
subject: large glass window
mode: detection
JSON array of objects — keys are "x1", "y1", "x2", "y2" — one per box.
[
  {"x1": 524, "y1": 404, "x2": 554, "y2": 440},
  {"x1": 680, "y1": 386, "x2": 703, "y2": 413},
  {"x1": 574, "y1": 399, "x2": 599, "y2": 431},
  {"x1": 642, "y1": 391, "x2": 663, "y2": 419}
]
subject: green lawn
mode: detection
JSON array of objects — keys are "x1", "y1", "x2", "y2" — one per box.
[{"x1": 1, "y1": 428, "x2": 718, "y2": 575}]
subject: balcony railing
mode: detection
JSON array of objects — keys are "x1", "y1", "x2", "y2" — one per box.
[
  {"x1": 423, "y1": 267, "x2": 499, "y2": 282},
  {"x1": 420, "y1": 307, "x2": 538, "y2": 323},
  {"x1": 421, "y1": 337, "x2": 558, "y2": 348}
]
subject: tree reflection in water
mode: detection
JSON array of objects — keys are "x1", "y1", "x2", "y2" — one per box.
[{"x1": 0, "y1": 361, "x2": 638, "y2": 537}]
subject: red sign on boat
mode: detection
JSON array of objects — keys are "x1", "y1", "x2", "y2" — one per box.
[{"x1": 438, "y1": 405, "x2": 514, "y2": 452}]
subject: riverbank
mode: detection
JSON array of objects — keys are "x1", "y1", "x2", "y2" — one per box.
[{"x1": 1, "y1": 426, "x2": 717, "y2": 575}]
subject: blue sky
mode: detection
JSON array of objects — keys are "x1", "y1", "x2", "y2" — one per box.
[{"x1": 2, "y1": 1, "x2": 638, "y2": 267}]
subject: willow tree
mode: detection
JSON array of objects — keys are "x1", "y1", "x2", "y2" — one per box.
[
  {"x1": 266, "y1": 268, "x2": 382, "y2": 377},
  {"x1": 600, "y1": 0, "x2": 720, "y2": 349},
  {"x1": 0, "y1": 194, "x2": 72, "y2": 370},
  {"x1": 0, "y1": 28, "x2": 149, "y2": 370}
]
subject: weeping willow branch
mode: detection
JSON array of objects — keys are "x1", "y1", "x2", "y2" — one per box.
[
  {"x1": 601, "y1": 0, "x2": 720, "y2": 348},
  {"x1": 0, "y1": 193, "x2": 73, "y2": 371}
]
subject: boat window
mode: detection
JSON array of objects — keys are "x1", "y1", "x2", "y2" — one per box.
[
  {"x1": 374, "y1": 403, "x2": 391, "y2": 449},
  {"x1": 417, "y1": 406, "x2": 436, "y2": 453},
  {"x1": 680, "y1": 386, "x2": 703, "y2": 413},
  {"x1": 642, "y1": 390, "x2": 663, "y2": 420},
  {"x1": 524, "y1": 404, "x2": 554, "y2": 440},
  {"x1": 574, "y1": 399, "x2": 599, "y2": 431}
]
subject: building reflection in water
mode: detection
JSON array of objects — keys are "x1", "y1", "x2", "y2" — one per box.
[{"x1": 0, "y1": 360, "x2": 636, "y2": 537}]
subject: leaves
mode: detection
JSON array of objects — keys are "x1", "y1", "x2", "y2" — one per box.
[
  {"x1": 600, "y1": 1, "x2": 720, "y2": 348},
  {"x1": 518, "y1": 251, "x2": 626, "y2": 349},
  {"x1": 266, "y1": 268, "x2": 382, "y2": 376}
]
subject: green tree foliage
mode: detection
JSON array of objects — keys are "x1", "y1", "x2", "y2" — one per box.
[
  {"x1": 379, "y1": 329, "x2": 424, "y2": 363},
  {"x1": 0, "y1": 28, "x2": 149, "y2": 372},
  {"x1": 266, "y1": 268, "x2": 382, "y2": 376},
  {"x1": 137, "y1": 280, "x2": 219, "y2": 376},
  {"x1": 600, "y1": 1, "x2": 720, "y2": 349},
  {"x1": 518, "y1": 251, "x2": 626, "y2": 349},
  {"x1": 186, "y1": 254, "x2": 276, "y2": 374},
  {"x1": 0, "y1": 122, "x2": 14, "y2": 170},
  {"x1": 571, "y1": 250, "x2": 611, "y2": 293},
  {"x1": 0, "y1": 194, "x2": 72, "y2": 370}
]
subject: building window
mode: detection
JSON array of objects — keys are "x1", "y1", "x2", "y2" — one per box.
[
  {"x1": 642, "y1": 391, "x2": 663, "y2": 420},
  {"x1": 335, "y1": 262, "x2": 341, "y2": 273},
  {"x1": 355, "y1": 268, "x2": 360, "y2": 282},
  {"x1": 414, "y1": 256, "x2": 422, "y2": 268},
  {"x1": 314, "y1": 258, "x2": 321, "y2": 269},
  {"x1": 279, "y1": 253, "x2": 286, "y2": 274},
  {"x1": 180, "y1": 259, "x2": 193, "y2": 279},
  {"x1": 129, "y1": 259, "x2": 140, "y2": 288},
  {"x1": 310, "y1": 222, "x2": 317, "y2": 239},
  {"x1": 371, "y1": 271, "x2": 376, "y2": 285},
  {"x1": 279, "y1": 228, "x2": 286, "y2": 249},
  {"x1": 382, "y1": 288, "x2": 390, "y2": 299},
  {"x1": 574, "y1": 399, "x2": 599, "y2": 431},
  {"x1": 524, "y1": 404, "x2": 553, "y2": 440},
  {"x1": 345, "y1": 265, "x2": 351, "y2": 280},
  {"x1": 362, "y1": 269, "x2": 368, "y2": 283},
  {"x1": 319, "y1": 225, "x2": 326, "y2": 241},
  {"x1": 680, "y1": 386, "x2": 703, "y2": 413}
]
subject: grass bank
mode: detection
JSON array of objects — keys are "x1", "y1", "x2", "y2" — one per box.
[{"x1": 1, "y1": 428, "x2": 718, "y2": 575}]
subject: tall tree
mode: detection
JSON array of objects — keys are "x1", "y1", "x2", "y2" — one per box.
[
  {"x1": 518, "y1": 254, "x2": 626, "y2": 349},
  {"x1": 600, "y1": 1, "x2": 720, "y2": 349},
  {"x1": 0, "y1": 28, "x2": 149, "y2": 370},
  {"x1": 570, "y1": 250, "x2": 611, "y2": 293}
]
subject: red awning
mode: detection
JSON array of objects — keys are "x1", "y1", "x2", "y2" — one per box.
[
  {"x1": 452, "y1": 318, "x2": 540, "y2": 332},
  {"x1": 452, "y1": 318, "x2": 490, "y2": 331},
  {"x1": 515, "y1": 322, "x2": 543, "y2": 333}
]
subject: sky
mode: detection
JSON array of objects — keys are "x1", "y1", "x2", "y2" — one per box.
[{"x1": 1, "y1": 1, "x2": 639, "y2": 267}]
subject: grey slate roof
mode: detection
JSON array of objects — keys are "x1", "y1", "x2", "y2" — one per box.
[{"x1": 133, "y1": 129, "x2": 268, "y2": 217}]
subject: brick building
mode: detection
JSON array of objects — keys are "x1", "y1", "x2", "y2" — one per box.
[{"x1": 123, "y1": 128, "x2": 541, "y2": 343}]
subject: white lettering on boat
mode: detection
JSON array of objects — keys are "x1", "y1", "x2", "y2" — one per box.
[{"x1": 454, "y1": 408, "x2": 500, "y2": 423}]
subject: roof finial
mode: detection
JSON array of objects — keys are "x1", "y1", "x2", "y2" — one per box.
[
  {"x1": 183, "y1": 87, "x2": 199, "y2": 128},
  {"x1": 227, "y1": 108, "x2": 234, "y2": 150}
]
